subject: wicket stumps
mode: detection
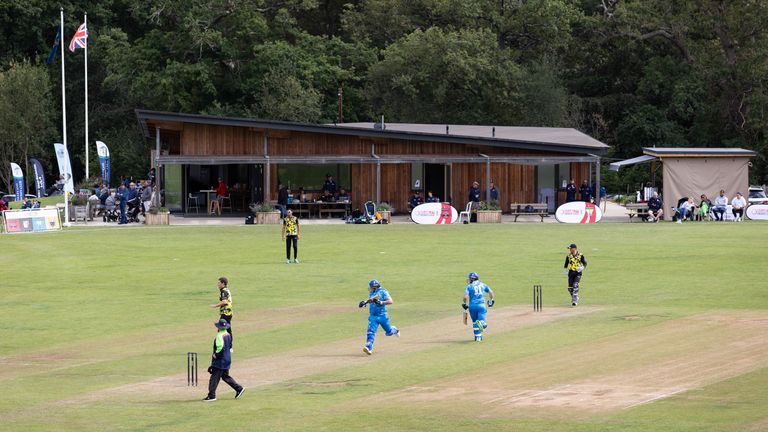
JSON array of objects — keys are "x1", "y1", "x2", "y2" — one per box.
[
  {"x1": 187, "y1": 352, "x2": 198, "y2": 386},
  {"x1": 533, "y1": 285, "x2": 542, "y2": 312}
]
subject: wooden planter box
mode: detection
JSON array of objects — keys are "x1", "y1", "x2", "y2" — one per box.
[
  {"x1": 145, "y1": 212, "x2": 170, "y2": 225},
  {"x1": 255, "y1": 211, "x2": 281, "y2": 224},
  {"x1": 476, "y1": 210, "x2": 502, "y2": 223}
]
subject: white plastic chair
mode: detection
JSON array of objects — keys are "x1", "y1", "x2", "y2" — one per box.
[
  {"x1": 187, "y1": 193, "x2": 200, "y2": 213},
  {"x1": 458, "y1": 201, "x2": 472, "y2": 224}
]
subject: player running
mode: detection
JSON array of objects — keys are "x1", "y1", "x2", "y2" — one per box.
[
  {"x1": 462, "y1": 272, "x2": 495, "y2": 342},
  {"x1": 563, "y1": 243, "x2": 587, "y2": 306},
  {"x1": 358, "y1": 279, "x2": 399, "y2": 355}
]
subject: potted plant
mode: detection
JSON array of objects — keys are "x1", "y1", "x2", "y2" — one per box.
[
  {"x1": 250, "y1": 202, "x2": 281, "y2": 224},
  {"x1": 476, "y1": 200, "x2": 502, "y2": 223},
  {"x1": 376, "y1": 203, "x2": 393, "y2": 223},
  {"x1": 70, "y1": 193, "x2": 89, "y2": 222},
  {"x1": 145, "y1": 206, "x2": 170, "y2": 225}
]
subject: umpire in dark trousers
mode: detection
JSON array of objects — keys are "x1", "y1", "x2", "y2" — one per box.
[{"x1": 203, "y1": 319, "x2": 245, "y2": 401}]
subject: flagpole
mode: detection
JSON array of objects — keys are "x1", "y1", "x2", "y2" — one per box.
[
  {"x1": 84, "y1": 12, "x2": 89, "y2": 181},
  {"x1": 60, "y1": 7, "x2": 70, "y2": 226}
]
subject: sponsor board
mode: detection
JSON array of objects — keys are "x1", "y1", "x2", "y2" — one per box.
[
  {"x1": 555, "y1": 201, "x2": 602, "y2": 224},
  {"x1": 410, "y1": 202, "x2": 458, "y2": 224},
  {"x1": 2, "y1": 208, "x2": 62, "y2": 233},
  {"x1": 746, "y1": 204, "x2": 768, "y2": 221}
]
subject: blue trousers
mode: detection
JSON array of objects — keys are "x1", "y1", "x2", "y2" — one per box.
[
  {"x1": 366, "y1": 314, "x2": 397, "y2": 350},
  {"x1": 469, "y1": 304, "x2": 488, "y2": 338}
]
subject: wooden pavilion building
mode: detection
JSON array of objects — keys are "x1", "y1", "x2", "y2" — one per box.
[{"x1": 135, "y1": 110, "x2": 609, "y2": 213}]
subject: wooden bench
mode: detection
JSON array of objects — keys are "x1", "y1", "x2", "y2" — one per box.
[
  {"x1": 510, "y1": 203, "x2": 549, "y2": 222},
  {"x1": 624, "y1": 202, "x2": 650, "y2": 222}
]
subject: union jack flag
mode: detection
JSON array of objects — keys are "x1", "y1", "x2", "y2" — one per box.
[{"x1": 69, "y1": 23, "x2": 87, "y2": 52}]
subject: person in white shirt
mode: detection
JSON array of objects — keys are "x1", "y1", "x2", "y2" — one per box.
[
  {"x1": 676, "y1": 197, "x2": 695, "y2": 223},
  {"x1": 731, "y1": 192, "x2": 747, "y2": 221},
  {"x1": 712, "y1": 190, "x2": 728, "y2": 221}
]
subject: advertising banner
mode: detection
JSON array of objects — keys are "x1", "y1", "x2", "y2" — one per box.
[
  {"x1": 31, "y1": 159, "x2": 46, "y2": 198},
  {"x1": 53, "y1": 143, "x2": 75, "y2": 193},
  {"x1": 555, "y1": 201, "x2": 602, "y2": 224},
  {"x1": 2, "y1": 208, "x2": 62, "y2": 233},
  {"x1": 96, "y1": 140, "x2": 110, "y2": 186},
  {"x1": 11, "y1": 163, "x2": 24, "y2": 201},
  {"x1": 410, "y1": 202, "x2": 459, "y2": 224},
  {"x1": 746, "y1": 204, "x2": 768, "y2": 221}
]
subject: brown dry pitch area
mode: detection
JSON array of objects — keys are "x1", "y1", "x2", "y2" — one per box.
[{"x1": 374, "y1": 311, "x2": 768, "y2": 413}]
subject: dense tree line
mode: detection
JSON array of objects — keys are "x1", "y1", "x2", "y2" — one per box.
[{"x1": 0, "y1": 0, "x2": 766, "y2": 193}]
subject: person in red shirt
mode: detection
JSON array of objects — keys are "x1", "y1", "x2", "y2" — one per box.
[{"x1": 210, "y1": 178, "x2": 227, "y2": 215}]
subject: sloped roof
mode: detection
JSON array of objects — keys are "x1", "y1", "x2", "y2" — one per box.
[{"x1": 135, "y1": 110, "x2": 609, "y2": 155}]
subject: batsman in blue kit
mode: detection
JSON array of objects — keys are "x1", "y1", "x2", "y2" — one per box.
[
  {"x1": 462, "y1": 272, "x2": 495, "y2": 342},
  {"x1": 358, "y1": 279, "x2": 400, "y2": 355}
]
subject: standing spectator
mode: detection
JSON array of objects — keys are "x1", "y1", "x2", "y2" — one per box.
[
  {"x1": 0, "y1": 199, "x2": 7, "y2": 212},
  {"x1": 323, "y1": 174, "x2": 337, "y2": 195},
  {"x1": 647, "y1": 192, "x2": 664, "y2": 222},
  {"x1": 468, "y1": 181, "x2": 481, "y2": 203},
  {"x1": 563, "y1": 243, "x2": 587, "y2": 306},
  {"x1": 202, "y1": 319, "x2": 245, "y2": 402},
  {"x1": 713, "y1": 190, "x2": 728, "y2": 221},
  {"x1": 277, "y1": 184, "x2": 288, "y2": 217},
  {"x1": 126, "y1": 182, "x2": 139, "y2": 222},
  {"x1": 282, "y1": 209, "x2": 300, "y2": 264},
  {"x1": 425, "y1": 191, "x2": 440, "y2": 203},
  {"x1": 488, "y1": 181, "x2": 499, "y2": 202},
  {"x1": 409, "y1": 191, "x2": 424, "y2": 210},
  {"x1": 731, "y1": 192, "x2": 746, "y2": 222},
  {"x1": 565, "y1": 179, "x2": 577, "y2": 203},
  {"x1": 209, "y1": 277, "x2": 234, "y2": 348},
  {"x1": 148, "y1": 168, "x2": 156, "y2": 187},
  {"x1": 117, "y1": 184, "x2": 127, "y2": 224},
  {"x1": 141, "y1": 180, "x2": 153, "y2": 217},
  {"x1": 579, "y1": 180, "x2": 593, "y2": 202}
]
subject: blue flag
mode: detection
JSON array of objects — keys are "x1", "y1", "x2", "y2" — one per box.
[
  {"x1": 46, "y1": 29, "x2": 61, "y2": 65},
  {"x1": 96, "y1": 141, "x2": 110, "y2": 186},
  {"x1": 11, "y1": 163, "x2": 24, "y2": 202}
]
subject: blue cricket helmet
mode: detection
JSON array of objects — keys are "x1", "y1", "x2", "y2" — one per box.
[
  {"x1": 369, "y1": 279, "x2": 381, "y2": 288},
  {"x1": 468, "y1": 272, "x2": 479, "y2": 281}
]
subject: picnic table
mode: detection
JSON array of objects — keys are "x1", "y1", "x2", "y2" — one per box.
[
  {"x1": 509, "y1": 203, "x2": 549, "y2": 222},
  {"x1": 624, "y1": 202, "x2": 649, "y2": 222}
]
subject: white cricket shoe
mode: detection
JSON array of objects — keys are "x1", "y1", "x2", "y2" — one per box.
[{"x1": 363, "y1": 346, "x2": 372, "y2": 355}]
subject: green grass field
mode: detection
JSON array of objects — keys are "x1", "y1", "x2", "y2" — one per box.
[{"x1": 2, "y1": 222, "x2": 767, "y2": 431}]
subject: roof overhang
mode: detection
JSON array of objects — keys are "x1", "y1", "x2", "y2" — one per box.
[
  {"x1": 136, "y1": 110, "x2": 609, "y2": 156},
  {"x1": 609, "y1": 154, "x2": 657, "y2": 171},
  {"x1": 157, "y1": 154, "x2": 601, "y2": 165},
  {"x1": 642, "y1": 147, "x2": 756, "y2": 158}
]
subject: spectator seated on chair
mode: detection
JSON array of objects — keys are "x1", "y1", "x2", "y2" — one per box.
[
  {"x1": 21, "y1": 198, "x2": 32, "y2": 210},
  {"x1": 697, "y1": 194, "x2": 713, "y2": 221},
  {"x1": 647, "y1": 192, "x2": 663, "y2": 222},
  {"x1": 409, "y1": 191, "x2": 424, "y2": 211},
  {"x1": 31, "y1": 200, "x2": 40, "y2": 209},
  {"x1": 712, "y1": 190, "x2": 728, "y2": 221},
  {"x1": 673, "y1": 197, "x2": 694, "y2": 223},
  {"x1": 0, "y1": 199, "x2": 7, "y2": 211},
  {"x1": 731, "y1": 192, "x2": 747, "y2": 222},
  {"x1": 425, "y1": 191, "x2": 440, "y2": 203},
  {"x1": 320, "y1": 189, "x2": 335, "y2": 202},
  {"x1": 337, "y1": 189, "x2": 350, "y2": 203}
]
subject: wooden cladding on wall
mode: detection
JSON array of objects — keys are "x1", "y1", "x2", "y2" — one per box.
[
  {"x1": 177, "y1": 123, "x2": 565, "y2": 157},
  {"x1": 451, "y1": 163, "x2": 535, "y2": 210}
]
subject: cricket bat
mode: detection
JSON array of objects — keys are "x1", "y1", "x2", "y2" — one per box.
[{"x1": 463, "y1": 310, "x2": 468, "y2": 325}]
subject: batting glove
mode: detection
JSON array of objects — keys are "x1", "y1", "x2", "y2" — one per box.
[
  {"x1": 461, "y1": 303, "x2": 468, "y2": 310},
  {"x1": 577, "y1": 266, "x2": 585, "y2": 273},
  {"x1": 372, "y1": 298, "x2": 383, "y2": 306},
  {"x1": 358, "y1": 300, "x2": 367, "y2": 308},
  {"x1": 207, "y1": 366, "x2": 214, "y2": 374},
  {"x1": 562, "y1": 268, "x2": 568, "y2": 275},
  {"x1": 488, "y1": 299, "x2": 495, "y2": 307}
]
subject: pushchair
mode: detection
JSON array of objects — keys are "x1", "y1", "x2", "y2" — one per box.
[
  {"x1": 103, "y1": 200, "x2": 119, "y2": 222},
  {"x1": 347, "y1": 201, "x2": 385, "y2": 224},
  {"x1": 126, "y1": 196, "x2": 142, "y2": 223}
]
